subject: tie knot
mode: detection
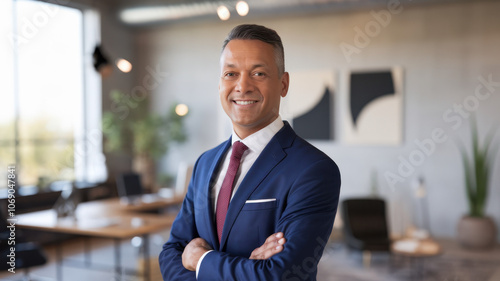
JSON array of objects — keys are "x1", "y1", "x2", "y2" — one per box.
[{"x1": 232, "y1": 141, "x2": 248, "y2": 159}]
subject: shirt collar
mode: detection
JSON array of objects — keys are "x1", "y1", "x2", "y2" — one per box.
[{"x1": 231, "y1": 116, "x2": 284, "y2": 154}]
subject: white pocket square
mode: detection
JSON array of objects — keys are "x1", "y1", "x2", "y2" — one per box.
[{"x1": 245, "y1": 198, "x2": 276, "y2": 203}]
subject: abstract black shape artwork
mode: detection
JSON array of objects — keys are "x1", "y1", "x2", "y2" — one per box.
[
  {"x1": 350, "y1": 71, "x2": 395, "y2": 128},
  {"x1": 293, "y1": 87, "x2": 333, "y2": 140},
  {"x1": 342, "y1": 68, "x2": 403, "y2": 145}
]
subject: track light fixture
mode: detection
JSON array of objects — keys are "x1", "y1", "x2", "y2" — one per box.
[{"x1": 92, "y1": 45, "x2": 113, "y2": 78}]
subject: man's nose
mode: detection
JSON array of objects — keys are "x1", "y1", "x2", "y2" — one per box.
[{"x1": 235, "y1": 75, "x2": 255, "y2": 93}]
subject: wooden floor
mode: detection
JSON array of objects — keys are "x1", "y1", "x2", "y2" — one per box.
[{"x1": 1, "y1": 230, "x2": 500, "y2": 281}]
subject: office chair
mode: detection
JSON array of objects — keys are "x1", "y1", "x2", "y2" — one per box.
[
  {"x1": 341, "y1": 198, "x2": 391, "y2": 267},
  {"x1": 0, "y1": 200, "x2": 47, "y2": 280}
]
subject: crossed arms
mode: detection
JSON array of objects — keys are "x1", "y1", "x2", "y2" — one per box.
[{"x1": 159, "y1": 158, "x2": 341, "y2": 281}]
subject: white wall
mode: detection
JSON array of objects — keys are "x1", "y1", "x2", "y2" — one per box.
[{"x1": 134, "y1": 1, "x2": 500, "y2": 240}]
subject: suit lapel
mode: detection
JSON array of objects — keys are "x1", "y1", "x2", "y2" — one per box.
[
  {"x1": 203, "y1": 138, "x2": 231, "y2": 250},
  {"x1": 219, "y1": 123, "x2": 295, "y2": 249}
]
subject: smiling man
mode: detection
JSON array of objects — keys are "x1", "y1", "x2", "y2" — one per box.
[
  {"x1": 219, "y1": 38, "x2": 288, "y2": 139},
  {"x1": 159, "y1": 24, "x2": 341, "y2": 281}
]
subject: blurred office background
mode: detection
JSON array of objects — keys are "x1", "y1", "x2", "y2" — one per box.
[{"x1": 1, "y1": 0, "x2": 499, "y2": 280}]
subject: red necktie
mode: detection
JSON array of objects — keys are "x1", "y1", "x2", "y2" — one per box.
[{"x1": 216, "y1": 141, "x2": 248, "y2": 242}]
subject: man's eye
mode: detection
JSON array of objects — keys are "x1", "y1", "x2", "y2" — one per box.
[
  {"x1": 224, "y1": 72, "x2": 236, "y2": 78},
  {"x1": 253, "y1": 72, "x2": 265, "y2": 77}
]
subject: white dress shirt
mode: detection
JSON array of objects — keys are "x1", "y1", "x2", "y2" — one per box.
[
  {"x1": 196, "y1": 116, "x2": 284, "y2": 278},
  {"x1": 211, "y1": 116, "x2": 284, "y2": 213}
]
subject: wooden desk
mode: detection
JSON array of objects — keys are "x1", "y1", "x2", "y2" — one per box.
[
  {"x1": 16, "y1": 196, "x2": 183, "y2": 281},
  {"x1": 119, "y1": 194, "x2": 184, "y2": 213}
]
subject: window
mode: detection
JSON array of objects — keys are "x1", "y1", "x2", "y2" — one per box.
[{"x1": 0, "y1": 0, "x2": 106, "y2": 195}]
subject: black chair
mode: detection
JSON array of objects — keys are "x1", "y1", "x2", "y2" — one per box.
[
  {"x1": 341, "y1": 198, "x2": 391, "y2": 266},
  {"x1": 0, "y1": 200, "x2": 47, "y2": 279}
]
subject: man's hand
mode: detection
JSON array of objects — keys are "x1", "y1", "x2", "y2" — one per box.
[
  {"x1": 249, "y1": 232, "x2": 286, "y2": 260},
  {"x1": 182, "y1": 238, "x2": 213, "y2": 271}
]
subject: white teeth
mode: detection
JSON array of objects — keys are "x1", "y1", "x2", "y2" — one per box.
[{"x1": 235, "y1": 101, "x2": 256, "y2": 105}]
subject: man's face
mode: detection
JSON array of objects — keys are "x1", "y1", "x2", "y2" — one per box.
[{"x1": 219, "y1": 39, "x2": 289, "y2": 139}]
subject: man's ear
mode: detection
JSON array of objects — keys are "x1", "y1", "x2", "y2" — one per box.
[{"x1": 280, "y1": 72, "x2": 289, "y2": 98}]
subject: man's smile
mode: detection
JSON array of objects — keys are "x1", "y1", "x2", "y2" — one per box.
[{"x1": 233, "y1": 100, "x2": 258, "y2": 105}]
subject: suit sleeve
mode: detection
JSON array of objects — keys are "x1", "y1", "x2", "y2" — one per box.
[
  {"x1": 198, "y1": 158, "x2": 341, "y2": 281},
  {"x1": 158, "y1": 157, "x2": 202, "y2": 281}
]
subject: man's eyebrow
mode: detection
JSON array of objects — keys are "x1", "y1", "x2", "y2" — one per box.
[{"x1": 222, "y1": 63, "x2": 269, "y2": 69}]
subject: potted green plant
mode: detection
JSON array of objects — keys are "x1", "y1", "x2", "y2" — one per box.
[
  {"x1": 457, "y1": 120, "x2": 498, "y2": 249},
  {"x1": 102, "y1": 90, "x2": 187, "y2": 191}
]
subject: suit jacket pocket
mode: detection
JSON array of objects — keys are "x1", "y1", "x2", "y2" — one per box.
[
  {"x1": 242, "y1": 199, "x2": 277, "y2": 211},
  {"x1": 227, "y1": 199, "x2": 278, "y2": 256}
]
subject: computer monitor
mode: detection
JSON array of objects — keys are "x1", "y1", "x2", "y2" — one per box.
[{"x1": 116, "y1": 173, "x2": 144, "y2": 199}]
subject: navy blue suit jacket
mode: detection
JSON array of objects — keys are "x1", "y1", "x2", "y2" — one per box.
[{"x1": 159, "y1": 122, "x2": 341, "y2": 280}]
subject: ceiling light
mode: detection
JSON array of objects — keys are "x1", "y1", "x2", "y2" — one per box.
[
  {"x1": 116, "y1": 58, "x2": 132, "y2": 73},
  {"x1": 120, "y1": 3, "x2": 218, "y2": 24},
  {"x1": 236, "y1": 1, "x2": 249, "y2": 16},
  {"x1": 217, "y1": 5, "x2": 230, "y2": 21}
]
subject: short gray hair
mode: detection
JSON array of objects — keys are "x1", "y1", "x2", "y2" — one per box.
[{"x1": 222, "y1": 24, "x2": 285, "y2": 76}]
